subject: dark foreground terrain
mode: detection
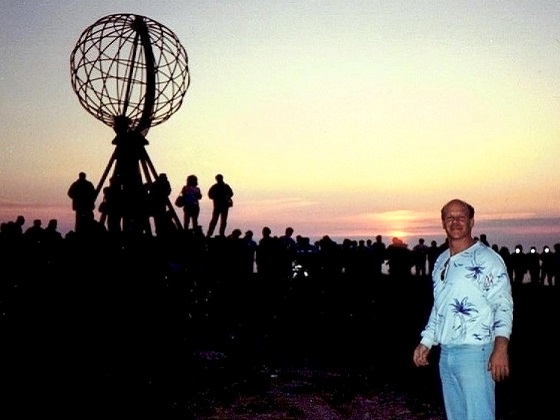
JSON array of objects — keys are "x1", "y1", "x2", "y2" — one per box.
[{"x1": 1, "y1": 238, "x2": 558, "y2": 419}]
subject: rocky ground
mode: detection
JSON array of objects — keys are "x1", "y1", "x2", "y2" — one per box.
[{"x1": 188, "y1": 364, "x2": 445, "y2": 419}]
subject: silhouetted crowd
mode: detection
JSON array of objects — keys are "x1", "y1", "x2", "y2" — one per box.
[{"x1": 1, "y1": 214, "x2": 560, "y2": 288}]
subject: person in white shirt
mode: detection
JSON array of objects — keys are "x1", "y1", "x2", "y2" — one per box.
[{"x1": 413, "y1": 198, "x2": 513, "y2": 420}]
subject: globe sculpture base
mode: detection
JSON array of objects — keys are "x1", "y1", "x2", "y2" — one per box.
[{"x1": 96, "y1": 128, "x2": 182, "y2": 238}]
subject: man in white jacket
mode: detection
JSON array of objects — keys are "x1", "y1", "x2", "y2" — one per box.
[{"x1": 413, "y1": 198, "x2": 513, "y2": 420}]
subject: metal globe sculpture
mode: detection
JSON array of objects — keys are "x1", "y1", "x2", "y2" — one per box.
[
  {"x1": 69, "y1": 14, "x2": 190, "y2": 236},
  {"x1": 70, "y1": 13, "x2": 190, "y2": 134}
]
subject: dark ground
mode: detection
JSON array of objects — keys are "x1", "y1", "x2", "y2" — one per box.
[{"x1": 1, "y1": 241, "x2": 558, "y2": 419}]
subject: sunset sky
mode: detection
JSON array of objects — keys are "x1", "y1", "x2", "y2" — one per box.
[{"x1": 2, "y1": 1, "x2": 560, "y2": 250}]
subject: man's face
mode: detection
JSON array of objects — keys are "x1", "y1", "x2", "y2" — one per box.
[{"x1": 442, "y1": 202, "x2": 474, "y2": 241}]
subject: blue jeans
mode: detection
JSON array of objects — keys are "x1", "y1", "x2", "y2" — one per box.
[{"x1": 439, "y1": 344, "x2": 495, "y2": 420}]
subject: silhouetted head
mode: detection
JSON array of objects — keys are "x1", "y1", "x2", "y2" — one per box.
[
  {"x1": 499, "y1": 246, "x2": 510, "y2": 255},
  {"x1": 215, "y1": 174, "x2": 224, "y2": 182},
  {"x1": 79, "y1": 172, "x2": 86, "y2": 180},
  {"x1": 530, "y1": 246, "x2": 537, "y2": 254},
  {"x1": 113, "y1": 115, "x2": 132, "y2": 134},
  {"x1": 187, "y1": 174, "x2": 198, "y2": 185}
]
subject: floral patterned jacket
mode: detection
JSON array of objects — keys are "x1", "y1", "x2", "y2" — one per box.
[{"x1": 420, "y1": 241, "x2": 513, "y2": 348}]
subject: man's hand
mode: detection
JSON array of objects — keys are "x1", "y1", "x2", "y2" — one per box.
[
  {"x1": 488, "y1": 336, "x2": 510, "y2": 382},
  {"x1": 413, "y1": 343, "x2": 431, "y2": 367}
]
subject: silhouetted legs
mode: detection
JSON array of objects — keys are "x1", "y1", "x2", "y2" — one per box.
[{"x1": 207, "y1": 208, "x2": 229, "y2": 237}]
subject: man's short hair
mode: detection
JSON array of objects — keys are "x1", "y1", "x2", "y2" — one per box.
[{"x1": 441, "y1": 199, "x2": 475, "y2": 220}]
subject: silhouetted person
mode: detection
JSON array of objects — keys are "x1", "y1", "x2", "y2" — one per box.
[
  {"x1": 0, "y1": 215, "x2": 26, "y2": 264},
  {"x1": 3, "y1": 215, "x2": 25, "y2": 241},
  {"x1": 44, "y1": 219, "x2": 63, "y2": 243},
  {"x1": 294, "y1": 235, "x2": 319, "y2": 275},
  {"x1": 370, "y1": 235, "x2": 386, "y2": 277},
  {"x1": 553, "y1": 243, "x2": 560, "y2": 288},
  {"x1": 510, "y1": 244, "x2": 527, "y2": 285},
  {"x1": 526, "y1": 245, "x2": 540, "y2": 285},
  {"x1": 68, "y1": 171, "x2": 95, "y2": 234},
  {"x1": 20, "y1": 218, "x2": 47, "y2": 271},
  {"x1": 385, "y1": 237, "x2": 412, "y2": 277},
  {"x1": 427, "y1": 240, "x2": 440, "y2": 276},
  {"x1": 499, "y1": 246, "x2": 513, "y2": 281},
  {"x1": 206, "y1": 174, "x2": 234, "y2": 238},
  {"x1": 353, "y1": 239, "x2": 373, "y2": 276},
  {"x1": 242, "y1": 230, "x2": 258, "y2": 275},
  {"x1": 479, "y1": 233, "x2": 490, "y2": 246},
  {"x1": 256, "y1": 226, "x2": 279, "y2": 277},
  {"x1": 43, "y1": 218, "x2": 65, "y2": 264},
  {"x1": 23, "y1": 218, "x2": 44, "y2": 246},
  {"x1": 317, "y1": 235, "x2": 343, "y2": 275},
  {"x1": 13, "y1": 214, "x2": 26, "y2": 236},
  {"x1": 148, "y1": 173, "x2": 172, "y2": 237},
  {"x1": 226, "y1": 228, "x2": 245, "y2": 276},
  {"x1": 540, "y1": 245, "x2": 554, "y2": 286},
  {"x1": 279, "y1": 227, "x2": 297, "y2": 276},
  {"x1": 180, "y1": 174, "x2": 202, "y2": 231},
  {"x1": 412, "y1": 238, "x2": 429, "y2": 276},
  {"x1": 99, "y1": 175, "x2": 123, "y2": 235}
]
